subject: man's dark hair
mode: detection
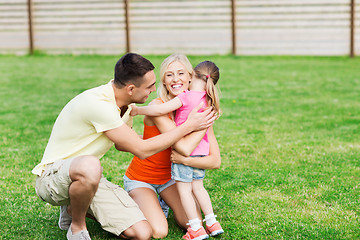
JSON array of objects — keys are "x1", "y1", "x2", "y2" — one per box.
[{"x1": 114, "y1": 53, "x2": 155, "y2": 88}]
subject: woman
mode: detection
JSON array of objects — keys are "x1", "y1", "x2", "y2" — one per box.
[{"x1": 123, "y1": 54, "x2": 221, "y2": 238}]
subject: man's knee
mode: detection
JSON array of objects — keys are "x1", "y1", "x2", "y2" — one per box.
[{"x1": 70, "y1": 155, "x2": 102, "y2": 184}]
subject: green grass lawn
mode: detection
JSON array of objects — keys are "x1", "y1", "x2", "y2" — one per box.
[{"x1": 0, "y1": 54, "x2": 359, "y2": 239}]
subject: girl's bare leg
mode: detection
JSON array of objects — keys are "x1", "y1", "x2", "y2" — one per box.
[{"x1": 191, "y1": 179, "x2": 213, "y2": 216}]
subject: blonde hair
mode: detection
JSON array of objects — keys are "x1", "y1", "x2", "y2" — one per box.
[
  {"x1": 193, "y1": 61, "x2": 222, "y2": 116},
  {"x1": 158, "y1": 54, "x2": 193, "y2": 102}
]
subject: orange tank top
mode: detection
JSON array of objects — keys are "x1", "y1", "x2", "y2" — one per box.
[{"x1": 125, "y1": 105, "x2": 172, "y2": 185}]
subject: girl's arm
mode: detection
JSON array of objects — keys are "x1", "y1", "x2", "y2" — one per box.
[
  {"x1": 170, "y1": 126, "x2": 221, "y2": 169},
  {"x1": 173, "y1": 129, "x2": 207, "y2": 156},
  {"x1": 149, "y1": 100, "x2": 207, "y2": 156},
  {"x1": 131, "y1": 97, "x2": 182, "y2": 116}
]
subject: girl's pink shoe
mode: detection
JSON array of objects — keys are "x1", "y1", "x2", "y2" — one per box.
[
  {"x1": 182, "y1": 226, "x2": 209, "y2": 240},
  {"x1": 205, "y1": 222, "x2": 224, "y2": 237}
]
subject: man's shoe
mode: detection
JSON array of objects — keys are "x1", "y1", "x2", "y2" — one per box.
[
  {"x1": 205, "y1": 222, "x2": 224, "y2": 237},
  {"x1": 182, "y1": 226, "x2": 209, "y2": 240},
  {"x1": 67, "y1": 224, "x2": 91, "y2": 240},
  {"x1": 58, "y1": 205, "x2": 72, "y2": 230}
]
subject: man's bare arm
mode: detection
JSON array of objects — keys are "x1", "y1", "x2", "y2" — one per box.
[{"x1": 105, "y1": 104, "x2": 215, "y2": 159}]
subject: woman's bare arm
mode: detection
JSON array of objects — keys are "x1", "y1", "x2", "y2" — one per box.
[{"x1": 170, "y1": 126, "x2": 221, "y2": 169}]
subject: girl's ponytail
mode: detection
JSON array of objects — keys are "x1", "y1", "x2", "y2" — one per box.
[
  {"x1": 206, "y1": 77, "x2": 221, "y2": 116},
  {"x1": 194, "y1": 61, "x2": 222, "y2": 116}
]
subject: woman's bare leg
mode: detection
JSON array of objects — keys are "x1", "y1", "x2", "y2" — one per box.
[{"x1": 129, "y1": 188, "x2": 168, "y2": 239}]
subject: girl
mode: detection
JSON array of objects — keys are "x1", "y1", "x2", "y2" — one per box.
[{"x1": 131, "y1": 61, "x2": 223, "y2": 240}]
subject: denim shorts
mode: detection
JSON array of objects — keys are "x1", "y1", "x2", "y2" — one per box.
[
  {"x1": 123, "y1": 174, "x2": 175, "y2": 194},
  {"x1": 171, "y1": 155, "x2": 206, "y2": 182}
]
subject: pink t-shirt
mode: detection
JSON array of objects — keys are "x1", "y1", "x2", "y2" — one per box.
[{"x1": 175, "y1": 90, "x2": 209, "y2": 156}]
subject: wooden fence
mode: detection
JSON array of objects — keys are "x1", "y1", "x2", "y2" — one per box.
[{"x1": 0, "y1": 0, "x2": 358, "y2": 56}]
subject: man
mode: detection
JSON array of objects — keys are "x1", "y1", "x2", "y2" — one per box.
[{"x1": 32, "y1": 53, "x2": 215, "y2": 240}]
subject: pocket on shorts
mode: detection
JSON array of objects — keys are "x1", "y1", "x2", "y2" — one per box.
[
  {"x1": 35, "y1": 161, "x2": 71, "y2": 206},
  {"x1": 104, "y1": 180, "x2": 138, "y2": 208},
  {"x1": 35, "y1": 176, "x2": 47, "y2": 202}
]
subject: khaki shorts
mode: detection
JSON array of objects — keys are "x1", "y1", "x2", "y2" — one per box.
[{"x1": 35, "y1": 158, "x2": 146, "y2": 236}]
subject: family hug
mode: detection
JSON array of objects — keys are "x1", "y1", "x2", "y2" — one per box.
[{"x1": 32, "y1": 53, "x2": 224, "y2": 240}]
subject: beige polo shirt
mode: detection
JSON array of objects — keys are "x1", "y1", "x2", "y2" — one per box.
[{"x1": 32, "y1": 80, "x2": 133, "y2": 176}]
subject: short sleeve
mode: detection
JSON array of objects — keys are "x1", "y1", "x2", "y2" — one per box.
[
  {"x1": 177, "y1": 90, "x2": 190, "y2": 108},
  {"x1": 84, "y1": 99, "x2": 124, "y2": 133},
  {"x1": 122, "y1": 104, "x2": 134, "y2": 128}
]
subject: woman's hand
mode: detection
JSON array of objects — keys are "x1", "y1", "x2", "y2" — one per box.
[
  {"x1": 171, "y1": 150, "x2": 191, "y2": 166},
  {"x1": 185, "y1": 103, "x2": 217, "y2": 132}
]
